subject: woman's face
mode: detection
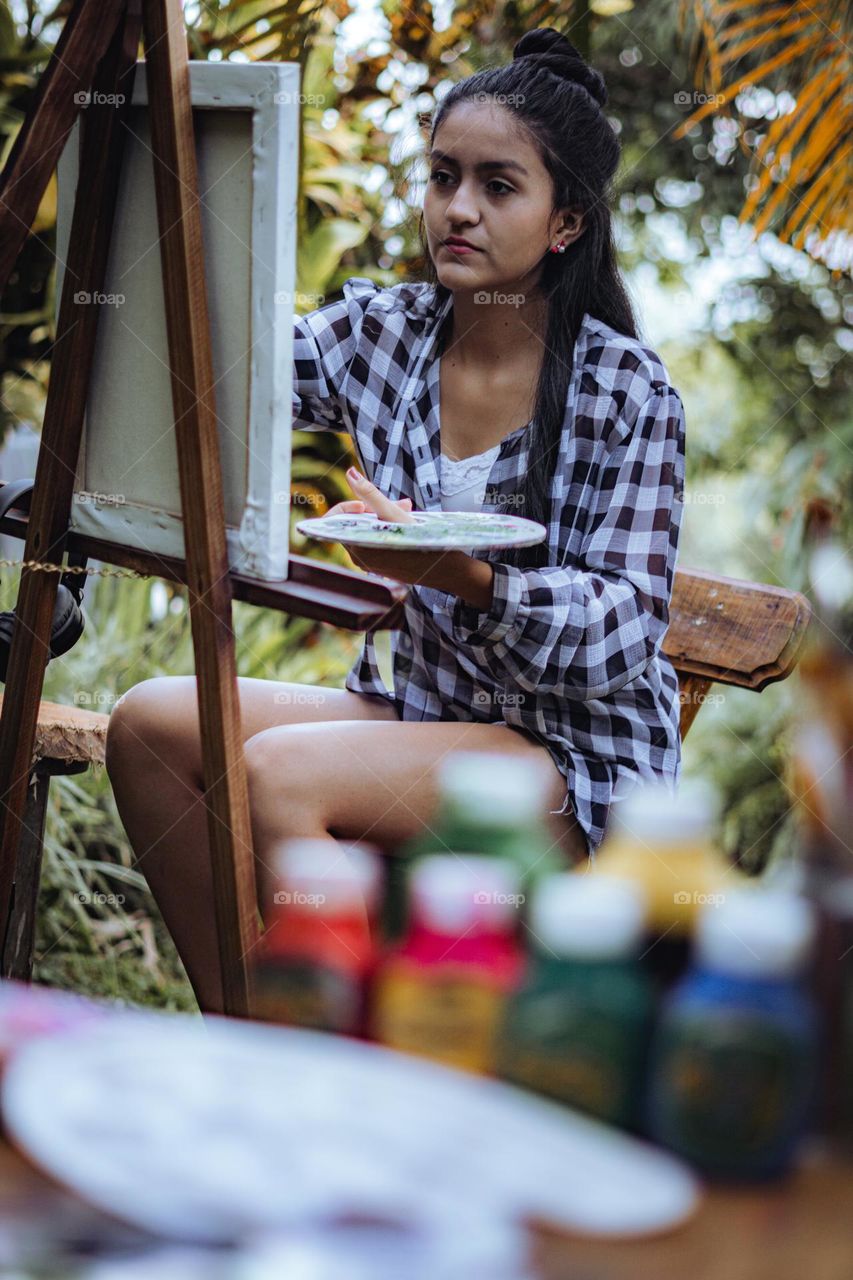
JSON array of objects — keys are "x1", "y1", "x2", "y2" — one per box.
[{"x1": 423, "y1": 100, "x2": 575, "y2": 294}]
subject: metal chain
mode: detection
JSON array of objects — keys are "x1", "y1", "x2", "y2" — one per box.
[{"x1": 0, "y1": 556, "x2": 150, "y2": 581}]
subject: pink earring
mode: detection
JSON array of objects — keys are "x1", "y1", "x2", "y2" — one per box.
[{"x1": 550, "y1": 242, "x2": 566, "y2": 254}]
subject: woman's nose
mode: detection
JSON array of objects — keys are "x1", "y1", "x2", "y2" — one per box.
[{"x1": 445, "y1": 181, "x2": 479, "y2": 226}]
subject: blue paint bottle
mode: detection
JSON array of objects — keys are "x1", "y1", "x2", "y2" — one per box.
[{"x1": 646, "y1": 889, "x2": 819, "y2": 1180}]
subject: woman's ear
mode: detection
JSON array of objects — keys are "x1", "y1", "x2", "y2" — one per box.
[{"x1": 556, "y1": 208, "x2": 585, "y2": 247}]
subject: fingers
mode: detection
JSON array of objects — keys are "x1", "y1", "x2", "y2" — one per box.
[
  {"x1": 325, "y1": 500, "x2": 367, "y2": 517},
  {"x1": 346, "y1": 466, "x2": 416, "y2": 523}
]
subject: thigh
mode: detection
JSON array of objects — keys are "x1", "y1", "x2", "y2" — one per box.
[
  {"x1": 107, "y1": 674, "x2": 399, "y2": 785},
  {"x1": 245, "y1": 717, "x2": 587, "y2": 862}
]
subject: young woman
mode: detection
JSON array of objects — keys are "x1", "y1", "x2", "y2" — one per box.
[{"x1": 106, "y1": 28, "x2": 685, "y2": 1013}]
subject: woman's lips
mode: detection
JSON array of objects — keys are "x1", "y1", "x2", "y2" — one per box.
[{"x1": 443, "y1": 241, "x2": 480, "y2": 255}]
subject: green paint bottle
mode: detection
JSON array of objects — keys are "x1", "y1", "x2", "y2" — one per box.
[
  {"x1": 384, "y1": 750, "x2": 564, "y2": 942},
  {"x1": 497, "y1": 873, "x2": 654, "y2": 1130}
]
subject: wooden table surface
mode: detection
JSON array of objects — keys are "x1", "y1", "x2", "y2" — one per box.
[{"x1": 2, "y1": 1138, "x2": 852, "y2": 1278}]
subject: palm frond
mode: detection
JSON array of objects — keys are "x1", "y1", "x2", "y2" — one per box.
[{"x1": 678, "y1": 0, "x2": 852, "y2": 271}]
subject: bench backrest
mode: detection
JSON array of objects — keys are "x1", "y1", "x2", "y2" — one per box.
[{"x1": 665, "y1": 568, "x2": 812, "y2": 737}]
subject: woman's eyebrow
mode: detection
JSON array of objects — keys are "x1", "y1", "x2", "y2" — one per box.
[{"x1": 429, "y1": 150, "x2": 529, "y2": 177}]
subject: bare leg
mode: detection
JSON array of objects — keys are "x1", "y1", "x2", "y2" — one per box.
[
  {"x1": 105, "y1": 676, "x2": 399, "y2": 1013},
  {"x1": 244, "y1": 716, "x2": 586, "y2": 910}
]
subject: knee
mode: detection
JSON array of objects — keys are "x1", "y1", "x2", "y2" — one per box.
[
  {"x1": 106, "y1": 676, "x2": 197, "y2": 781},
  {"x1": 243, "y1": 726, "x2": 324, "y2": 821}
]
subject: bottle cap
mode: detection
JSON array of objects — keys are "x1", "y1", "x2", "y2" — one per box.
[
  {"x1": 529, "y1": 873, "x2": 647, "y2": 959},
  {"x1": 272, "y1": 839, "x2": 383, "y2": 912},
  {"x1": 605, "y1": 776, "x2": 719, "y2": 849},
  {"x1": 696, "y1": 889, "x2": 815, "y2": 978},
  {"x1": 437, "y1": 751, "x2": 553, "y2": 826},
  {"x1": 410, "y1": 854, "x2": 523, "y2": 934}
]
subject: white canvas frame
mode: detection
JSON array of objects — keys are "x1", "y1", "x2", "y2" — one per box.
[{"x1": 55, "y1": 61, "x2": 300, "y2": 581}]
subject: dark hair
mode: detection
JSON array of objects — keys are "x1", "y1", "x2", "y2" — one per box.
[{"x1": 420, "y1": 28, "x2": 637, "y2": 568}]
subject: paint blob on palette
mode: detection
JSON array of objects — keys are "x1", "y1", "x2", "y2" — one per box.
[{"x1": 296, "y1": 510, "x2": 547, "y2": 552}]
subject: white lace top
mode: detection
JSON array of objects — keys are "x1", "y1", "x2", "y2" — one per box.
[{"x1": 439, "y1": 443, "x2": 501, "y2": 512}]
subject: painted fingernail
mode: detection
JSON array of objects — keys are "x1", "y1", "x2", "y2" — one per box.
[{"x1": 347, "y1": 466, "x2": 365, "y2": 483}]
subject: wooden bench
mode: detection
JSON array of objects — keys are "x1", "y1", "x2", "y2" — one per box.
[
  {"x1": 1, "y1": 567, "x2": 811, "y2": 984},
  {"x1": 0, "y1": 697, "x2": 107, "y2": 979},
  {"x1": 665, "y1": 567, "x2": 811, "y2": 736}
]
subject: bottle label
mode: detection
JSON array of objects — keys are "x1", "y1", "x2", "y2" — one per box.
[
  {"x1": 499, "y1": 996, "x2": 641, "y2": 1125},
  {"x1": 255, "y1": 961, "x2": 360, "y2": 1034},
  {"x1": 653, "y1": 1011, "x2": 813, "y2": 1167},
  {"x1": 373, "y1": 968, "x2": 505, "y2": 1074}
]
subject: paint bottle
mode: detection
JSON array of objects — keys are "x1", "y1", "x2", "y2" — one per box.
[
  {"x1": 497, "y1": 873, "x2": 654, "y2": 1129},
  {"x1": 372, "y1": 854, "x2": 524, "y2": 1074},
  {"x1": 384, "y1": 750, "x2": 564, "y2": 942},
  {"x1": 593, "y1": 777, "x2": 739, "y2": 987},
  {"x1": 646, "y1": 889, "x2": 819, "y2": 1180},
  {"x1": 255, "y1": 838, "x2": 382, "y2": 1035}
]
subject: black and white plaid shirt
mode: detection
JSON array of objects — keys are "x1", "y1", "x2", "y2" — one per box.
[{"x1": 292, "y1": 276, "x2": 685, "y2": 854}]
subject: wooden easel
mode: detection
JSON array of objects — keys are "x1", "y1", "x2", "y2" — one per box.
[{"x1": 0, "y1": 0, "x2": 405, "y2": 1016}]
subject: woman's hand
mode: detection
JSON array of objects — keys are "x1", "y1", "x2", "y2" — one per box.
[{"x1": 323, "y1": 467, "x2": 480, "y2": 595}]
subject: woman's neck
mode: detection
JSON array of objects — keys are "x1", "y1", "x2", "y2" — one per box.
[{"x1": 444, "y1": 287, "x2": 549, "y2": 367}]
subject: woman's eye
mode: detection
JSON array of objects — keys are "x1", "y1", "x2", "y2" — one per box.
[
  {"x1": 488, "y1": 179, "x2": 513, "y2": 195},
  {"x1": 429, "y1": 170, "x2": 452, "y2": 185}
]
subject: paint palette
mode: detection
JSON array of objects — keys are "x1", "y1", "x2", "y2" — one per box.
[
  {"x1": 3, "y1": 1015, "x2": 701, "y2": 1245},
  {"x1": 295, "y1": 510, "x2": 547, "y2": 551}
]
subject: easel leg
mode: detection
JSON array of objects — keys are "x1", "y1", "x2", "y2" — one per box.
[
  {"x1": 142, "y1": 0, "x2": 260, "y2": 1017},
  {"x1": 0, "y1": 4, "x2": 143, "y2": 972}
]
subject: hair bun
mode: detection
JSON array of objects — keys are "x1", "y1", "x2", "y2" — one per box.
[{"x1": 513, "y1": 28, "x2": 607, "y2": 107}]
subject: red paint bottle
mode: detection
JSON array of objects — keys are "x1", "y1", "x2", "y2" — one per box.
[
  {"x1": 372, "y1": 854, "x2": 525, "y2": 1074},
  {"x1": 255, "y1": 838, "x2": 382, "y2": 1035}
]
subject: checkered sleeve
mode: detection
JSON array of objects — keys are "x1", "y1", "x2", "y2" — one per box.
[
  {"x1": 449, "y1": 385, "x2": 685, "y2": 701},
  {"x1": 291, "y1": 278, "x2": 381, "y2": 432}
]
